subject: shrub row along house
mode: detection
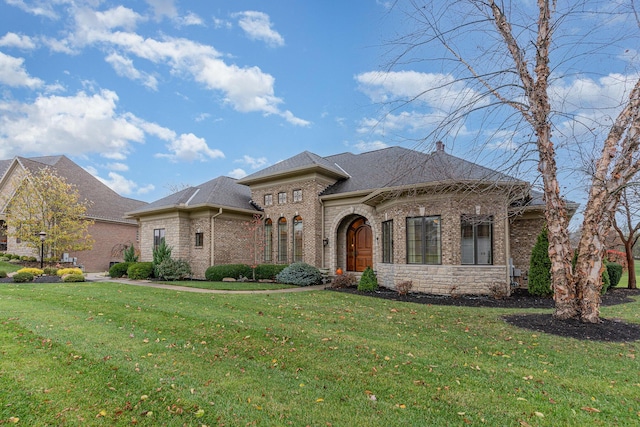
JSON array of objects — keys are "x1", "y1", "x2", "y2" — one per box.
[
  {"x1": 127, "y1": 143, "x2": 572, "y2": 294},
  {"x1": 0, "y1": 155, "x2": 147, "y2": 272}
]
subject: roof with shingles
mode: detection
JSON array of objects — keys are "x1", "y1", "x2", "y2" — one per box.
[
  {"x1": 126, "y1": 176, "x2": 255, "y2": 216},
  {"x1": 3, "y1": 155, "x2": 147, "y2": 224}
]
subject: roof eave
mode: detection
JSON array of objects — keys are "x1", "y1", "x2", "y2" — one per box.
[{"x1": 238, "y1": 165, "x2": 348, "y2": 186}]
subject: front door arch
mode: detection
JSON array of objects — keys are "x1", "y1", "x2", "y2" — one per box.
[{"x1": 346, "y1": 217, "x2": 372, "y2": 272}]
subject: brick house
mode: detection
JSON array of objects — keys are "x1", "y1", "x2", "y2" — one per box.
[
  {"x1": 128, "y1": 144, "x2": 573, "y2": 295},
  {"x1": 0, "y1": 155, "x2": 147, "y2": 272}
]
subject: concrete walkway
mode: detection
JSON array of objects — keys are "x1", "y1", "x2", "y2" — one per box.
[{"x1": 84, "y1": 272, "x2": 327, "y2": 294}]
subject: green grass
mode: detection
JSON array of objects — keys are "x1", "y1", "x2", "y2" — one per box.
[
  {"x1": 1, "y1": 282, "x2": 639, "y2": 426},
  {"x1": 151, "y1": 280, "x2": 298, "y2": 291},
  {"x1": 0, "y1": 260, "x2": 21, "y2": 273},
  {"x1": 618, "y1": 261, "x2": 640, "y2": 288}
]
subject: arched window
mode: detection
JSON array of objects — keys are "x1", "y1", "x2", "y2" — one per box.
[
  {"x1": 278, "y1": 217, "x2": 287, "y2": 263},
  {"x1": 293, "y1": 215, "x2": 303, "y2": 263},
  {"x1": 264, "y1": 218, "x2": 273, "y2": 262}
]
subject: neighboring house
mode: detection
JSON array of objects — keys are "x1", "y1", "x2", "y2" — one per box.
[
  {"x1": 0, "y1": 155, "x2": 147, "y2": 272},
  {"x1": 128, "y1": 143, "x2": 574, "y2": 295}
]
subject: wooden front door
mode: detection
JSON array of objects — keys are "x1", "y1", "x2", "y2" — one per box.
[{"x1": 347, "y1": 218, "x2": 372, "y2": 272}]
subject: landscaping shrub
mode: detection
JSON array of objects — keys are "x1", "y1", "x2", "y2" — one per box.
[
  {"x1": 17, "y1": 267, "x2": 44, "y2": 276},
  {"x1": 8, "y1": 259, "x2": 21, "y2": 264},
  {"x1": 205, "y1": 264, "x2": 253, "y2": 281},
  {"x1": 357, "y1": 266, "x2": 378, "y2": 292},
  {"x1": 0, "y1": 270, "x2": 7, "y2": 278},
  {"x1": 155, "y1": 258, "x2": 192, "y2": 280},
  {"x1": 13, "y1": 272, "x2": 34, "y2": 283},
  {"x1": 331, "y1": 272, "x2": 357, "y2": 288},
  {"x1": 63, "y1": 274, "x2": 85, "y2": 282},
  {"x1": 44, "y1": 267, "x2": 58, "y2": 276},
  {"x1": 109, "y1": 262, "x2": 132, "y2": 278},
  {"x1": 123, "y1": 245, "x2": 139, "y2": 262},
  {"x1": 152, "y1": 240, "x2": 172, "y2": 277},
  {"x1": 127, "y1": 262, "x2": 154, "y2": 280},
  {"x1": 0, "y1": 256, "x2": 9, "y2": 262},
  {"x1": 396, "y1": 280, "x2": 413, "y2": 295},
  {"x1": 601, "y1": 264, "x2": 611, "y2": 294},
  {"x1": 57, "y1": 267, "x2": 83, "y2": 276},
  {"x1": 254, "y1": 264, "x2": 288, "y2": 280},
  {"x1": 606, "y1": 262, "x2": 623, "y2": 290},
  {"x1": 275, "y1": 262, "x2": 322, "y2": 286},
  {"x1": 528, "y1": 228, "x2": 552, "y2": 297}
]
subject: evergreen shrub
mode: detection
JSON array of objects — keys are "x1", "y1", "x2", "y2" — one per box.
[
  {"x1": 254, "y1": 264, "x2": 288, "y2": 280},
  {"x1": 155, "y1": 258, "x2": 192, "y2": 280},
  {"x1": 275, "y1": 262, "x2": 322, "y2": 286},
  {"x1": 57, "y1": 267, "x2": 83, "y2": 276},
  {"x1": 17, "y1": 267, "x2": 44, "y2": 276},
  {"x1": 606, "y1": 262, "x2": 623, "y2": 290},
  {"x1": 205, "y1": 264, "x2": 253, "y2": 281},
  {"x1": 109, "y1": 262, "x2": 132, "y2": 278},
  {"x1": 528, "y1": 228, "x2": 552, "y2": 297},
  {"x1": 13, "y1": 272, "x2": 34, "y2": 283},
  {"x1": 44, "y1": 267, "x2": 58, "y2": 276},
  {"x1": 357, "y1": 266, "x2": 378, "y2": 292},
  {"x1": 0, "y1": 270, "x2": 7, "y2": 278},
  {"x1": 63, "y1": 274, "x2": 85, "y2": 282},
  {"x1": 127, "y1": 262, "x2": 154, "y2": 280}
]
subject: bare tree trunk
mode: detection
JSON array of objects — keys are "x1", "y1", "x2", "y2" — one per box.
[{"x1": 626, "y1": 244, "x2": 637, "y2": 289}]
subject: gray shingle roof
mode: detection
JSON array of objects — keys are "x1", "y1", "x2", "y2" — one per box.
[
  {"x1": 127, "y1": 176, "x2": 255, "y2": 216},
  {"x1": 10, "y1": 155, "x2": 147, "y2": 224},
  {"x1": 321, "y1": 146, "x2": 522, "y2": 196},
  {"x1": 238, "y1": 150, "x2": 349, "y2": 184}
]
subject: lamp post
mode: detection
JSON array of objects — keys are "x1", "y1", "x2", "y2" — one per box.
[{"x1": 38, "y1": 231, "x2": 46, "y2": 269}]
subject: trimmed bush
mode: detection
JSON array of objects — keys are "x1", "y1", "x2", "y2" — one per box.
[
  {"x1": 8, "y1": 259, "x2": 21, "y2": 264},
  {"x1": 155, "y1": 258, "x2": 192, "y2": 281},
  {"x1": 127, "y1": 262, "x2": 154, "y2": 280},
  {"x1": 109, "y1": 262, "x2": 132, "y2": 278},
  {"x1": 57, "y1": 267, "x2": 83, "y2": 277},
  {"x1": 528, "y1": 228, "x2": 552, "y2": 297},
  {"x1": 13, "y1": 272, "x2": 34, "y2": 283},
  {"x1": 152, "y1": 240, "x2": 172, "y2": 277},
  {"x1": 606, "y1": 262, "x2": 623, "y2": 290},
  {"x1": 44, "y1": 267, "x2": 58, "y2": 276},
  {"x1": 357, "y1": 266, "x2": 378, "y2": 292},
  {"x1": 17, "y1": 267, "x2": 44, "y2": 276},
  {"x1": 254, "y1": 264, "x2": 288, "y2": 281},
  {"x1": 0, "y1": 256, "x2": 9, "y2": 262},
  {"x1": 275, "y1": 262, "x2": 322, "y2": 286},
  {"x1": 0, "y1": 270, "x2": 7, "y2": 278},
  {"x1": 63, "y1": 274, "x2": 85, "y2": 282},
  {"x1": 331, "y1": 273, "x2": 357, "y2": 288},
  {"x1": 205, "y1": 264, "x2": 253, "y2": 281}
]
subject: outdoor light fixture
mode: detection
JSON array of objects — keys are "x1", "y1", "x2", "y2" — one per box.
[
  {"x1": 323, "y1": 238, "x2": 329, "y2": 246},
  {"x1": 38, "y1": 231, "x2": 46, "y2": 269}
]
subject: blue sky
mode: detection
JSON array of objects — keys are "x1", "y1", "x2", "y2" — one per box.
[{"x1": 0, "y1": 0, "x2": 638, "y2": 216}]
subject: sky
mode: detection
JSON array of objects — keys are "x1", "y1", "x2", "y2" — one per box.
[{"x1": 0, "y1": 0, "x2": 638, "y2": 217}]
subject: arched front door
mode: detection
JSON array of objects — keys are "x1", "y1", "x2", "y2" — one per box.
[{"x1": 347, "y1": 217, "x2": 372, "y2": 272}]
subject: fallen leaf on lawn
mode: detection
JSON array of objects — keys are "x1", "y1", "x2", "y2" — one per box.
[
  {"x1": 581, "y1": 407, "x2": 601, "y2": 413},
  {"x1": 96, "y1": 409, "x2": 107, "y2": 418},
  {"x1": 8, "y1": 417, "x2": 19, "y2": 423},
  {"x1": 140, "y1": 395, "x2": 149, "y2": 401},
  {"x1": 534, "y1": 412, "x2": 544, "y2": 417},
  {"x1": 316, "y1": 398, "x2": 324, "y2": 402},
  {"x1": 194, "y1": 409, "x2": 205, "y2": 417}
]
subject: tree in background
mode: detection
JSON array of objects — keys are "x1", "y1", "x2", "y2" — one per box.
[
  {"x1": 242, "y1": 213, "x2": 265, "y2": 280},
  {"x1": 386, "y1": 1, "x2": 640, "y2": 322},
  {"x1": 5, "y1": 167, "x2": 94, "y2": 260},
  {"x1": 612, "y1": 186, "x2": 640, "y2": 289}
]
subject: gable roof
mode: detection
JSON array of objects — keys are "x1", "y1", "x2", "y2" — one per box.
[
  {"x1": 1, "y1": 155, "x2": 147, "y2": 224},
  {"x1": 237, "y1": 150, "x2": 349, "y2": 185},
  {"x1": 126, "y1": 176, "x2": 256, "y2": 216}
]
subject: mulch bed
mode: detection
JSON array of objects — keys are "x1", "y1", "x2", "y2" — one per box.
[{"x1": 330, "y1": 287, "x2": 640, "y2": 342}]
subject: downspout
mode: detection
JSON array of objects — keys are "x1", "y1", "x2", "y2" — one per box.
[
  {"x1": 210, "y1": 208, "x2": 223, "y2": 266},
  {"x1": 320, "y1": 198, "x2": 325, "y2": 268}
]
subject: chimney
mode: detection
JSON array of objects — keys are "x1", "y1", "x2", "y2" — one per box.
[{"x1": 435, "y1": 141, "x2": 445, "y2": 152}]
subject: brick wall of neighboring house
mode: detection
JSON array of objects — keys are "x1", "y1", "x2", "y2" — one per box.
[
  {"x1": 251, "y1": 175, "x2": 335, "y2": 267},
  {"x1": 509, "y1": 212, "x2": 546, "y2": 288},
  {"x1": 69, "y1": 220, "x2": 139, "y2": 272},
  {"x1": 323, "y1": 190, "x2": 512, "y2": 294}
]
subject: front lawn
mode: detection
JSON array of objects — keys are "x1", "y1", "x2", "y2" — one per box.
[
  {"x1": 0, "y1": 260, "x2": 21, "y2": 274},
  {"x1": 150, "y1": 280, "x2": 298, "y2": 291},
  {"x1": 0, "y1": 282, "x2": 639, "y2": 426}
]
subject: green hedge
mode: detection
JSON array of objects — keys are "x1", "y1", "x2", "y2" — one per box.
[
  {"x1": 254, "y1": 264, "x2": 288, "y2": 280},
  {"x1": 13, "y1": 272, "x2": 34, "y2": 283},
  {"x1": 205, "y1": 264, "x2": 253, "y2": 281},
  {"x1": 127, "y1": 262, "x2": 154, "y2": 280},
  {"x1": 606, "y1": 262, "x2": 623, "y2": 290},
  {"x1": 109, "y1": 262, "x2": 132, "y2": 278},
  {"x1": 63, "y1": 274, "x2": 85, "y2": 282}
]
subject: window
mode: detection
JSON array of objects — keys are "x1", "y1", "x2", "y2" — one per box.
[
  {"x1": 278, "y1": 217, "x2": 287, "y2": 263},
  {"x1": 293, "y1": 215, "x2": 303, "y2": 262},
  {"x1": 278, "y1": 192, "x2": 287, "y2": 204},
  {"x1": 264, "y1": 194, "x2": 273, "y2": 206},
  {"x1": 195, "y1": 232, "x2": 204, "y2": 247},
  {"x1": 264, "y1": 219, "x2": 273, "y2": 262},
  {"x1": 153, "y1": 228, "x2": 165, "y2": 249},
  {"x1": 406, "y1": 216, "x2": 441, "y2": 264},
  {"x1": 382, "y1": 220, "x2": 393, "y2": 263},
  {"x1": 293, "y1": 189, "x2": 303, "y2": 202},
  {"x1": 461, "y1": 215, "x2": 493, "y2": 265}
]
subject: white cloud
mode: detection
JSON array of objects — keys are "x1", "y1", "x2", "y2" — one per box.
[
  {"x1": 0, "y1": 51, "x2": 43, "y2": 88},
  {"x1": 136, "y1": 183, "x2": 155, "y2": 194},
  {"x1": 213, "y1": 16, "x2": 232, "y2": 29},
  {"x1": 177, "y1": 12, "x2": 203, "y2": 27},
  {"x1": 5, "y1": 0, "x2": 59, "y2": 19},
  {"x1": 106, "y1": 162, "x2": 129, "y2": 172},
  {"x1": 155, "y1": 133, "x2": 224, "y2": 162},
  {"x1": 233, "y1": 11, "x2": 284, "y2": 47},
  {"x1": 145, "y1": 0, "x2": 178, "y2": 21},
  {"x1": 105, "y1": 51, "x2": 158, "y2": 90},
  {"x1": 95, "y1": 171, "x2": 138, "y2": 195},
  {"x1": 357, "y1": 111, "x2": 447, "y2": 136},
  {"x1": 354, "y1": 140, "x2": 388, "y2": 152},
  {"x1": 228, "y1": 168, "x2": 247, "y2": 179},
  {"x1": 0, "y1": 32, "x2": 36, "y2": 49},
  {"x1": 194, "y1": 112, "x2": 211, "y2": 122},
  {"x1": 236, "y1": 155, "x2": 267, "y2": 170}
]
